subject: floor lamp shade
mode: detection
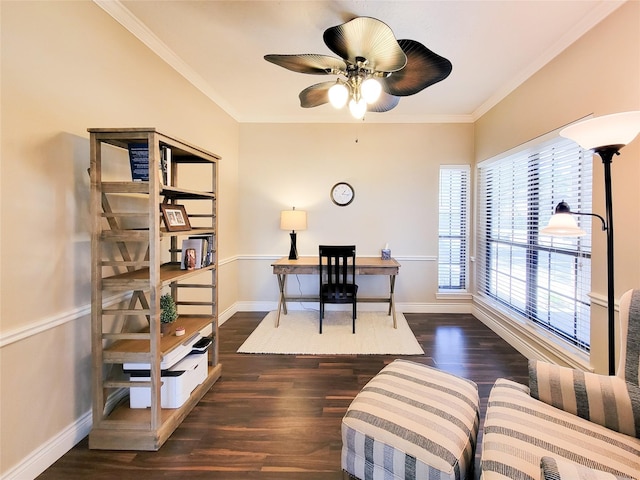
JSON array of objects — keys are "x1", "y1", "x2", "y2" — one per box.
[
  {"x1": 280, "y1": 208, "x2": 307, "y2": 260},
  {"x1": 560, "y1": 111, "x2": 640, "y2": 149}
]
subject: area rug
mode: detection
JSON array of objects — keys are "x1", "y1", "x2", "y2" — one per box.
[{"x1": 237, "y1": 310, "x2": 424, "y2": 355}]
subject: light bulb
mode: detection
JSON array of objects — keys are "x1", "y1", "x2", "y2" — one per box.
[
  {"x1": 361, "y1": 77, "x2": 382, "y2": 104},
  {"x1": 328, "y1": 82, "x2": 348, "y2": 109},
  {"x1": 349, "y1": 98, "x2": 367, "y2": 119}
]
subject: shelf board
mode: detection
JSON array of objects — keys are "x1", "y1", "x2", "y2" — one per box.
[
  {"x1": 161, "y1": 227, "x2": 216, "y2": 237},
  {"x1": 100, "y1": 227, "x2": 215, "y2": 242},
  {"x1": 101, "y1": 262, "x2": 215, "y2": 290},
  {"x1": 162, "y1": 185, "x2": 215, "y2": 200},
  {"x1": 100, "y1": 181, "x2": 215, "y2": 200},
  {"x1": 104, "y1": 315, "x2": 214, "y2": 357},
  {"x1": 87, "y1": 128, "x2": 221, "y2": 162}
]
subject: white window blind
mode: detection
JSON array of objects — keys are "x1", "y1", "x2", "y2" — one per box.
[
  {"x1": 439, "y1": 165, "x2": 470, "y2": 291},
  {"x1": 476, "y1": 137, "x2": 592, "y2": 349}
]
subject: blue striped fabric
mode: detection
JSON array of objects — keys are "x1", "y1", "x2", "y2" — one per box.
[
  {"x1": 529, "y1": 289, "x2": 640, "y2": 439},
  {"x1": 529, "y1": 359, "x2": 640, "y2": 438},
  {"x1": 342, "y1": 359, "x2": 480, "y2": 480},
  {"x1": 481, "y1": 379, "x2": 640, "y2": 480},
  {"x1": 541, "y1": 456, "x2": 634, "y2": 480},
  {"x1": 625, "y1": 290, "x2": 640, "y2": 386}
]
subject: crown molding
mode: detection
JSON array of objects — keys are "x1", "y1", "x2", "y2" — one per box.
[
  {"x1": 472, "y1": 0, "x2": 627, "y2": 121},
  {"x1": 92, "y1": 0, "x2": 241, "y2": 120}
]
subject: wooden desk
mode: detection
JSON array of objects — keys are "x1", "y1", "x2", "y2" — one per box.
[{"x1": 271, "y1": 256, "x2": 401, "y2": 328}]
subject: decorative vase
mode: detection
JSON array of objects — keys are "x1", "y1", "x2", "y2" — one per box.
[{"x1": 161, "y1": 322, "x2": 172, "y2": 336}]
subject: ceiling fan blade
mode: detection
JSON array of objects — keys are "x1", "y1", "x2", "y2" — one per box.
[
  {"x1": 383, "y1": 39, "x2": 453, "y2": 97},
  {"x1": 323, "y1": 17, "x2": 406, "y2": 72},
  {"x1": 298, "y1": 82, "x2": 334, "y2": 108},
  {"x1": 264, "y1": 54, "x2": 346, "y2": 74},
  {"x1": 367, "y1": 91, "x2": 400, "y2": 113}
]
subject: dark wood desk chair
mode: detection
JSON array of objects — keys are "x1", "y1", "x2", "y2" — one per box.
[{"x1": 319, "y1": 245, "x2": 358, "y2": 334}]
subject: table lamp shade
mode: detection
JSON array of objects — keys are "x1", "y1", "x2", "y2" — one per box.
[
  {"x1": 280, "y1": 209, "x2": 307, "y2": 231},
  {"x1": 560, "y1": 111, "x2": 640, "y2": 149}
]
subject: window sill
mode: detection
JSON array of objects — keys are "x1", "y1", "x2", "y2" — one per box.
[
  {"x1": 436, "y1": 291, "x2": 473, "y2": 300},
  {"x1": 473, "y1": 295, "x2": 592, "y2": 372}
]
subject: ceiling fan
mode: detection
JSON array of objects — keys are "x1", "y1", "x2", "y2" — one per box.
[{"x1": 264, "y1": 16, "x2": 453, "y2": 119}]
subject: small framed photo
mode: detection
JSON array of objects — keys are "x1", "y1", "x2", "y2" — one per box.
[
  {"x1": 181, "y1": 238, "x2": 204, "y2": 270},
  {"x1": 160, "y1": 204, "x2": 191, "y2": 232}
]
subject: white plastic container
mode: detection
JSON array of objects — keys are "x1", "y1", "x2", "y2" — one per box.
[{"x1": 128, "y1": 353, "x2": 207, "y2": 409}]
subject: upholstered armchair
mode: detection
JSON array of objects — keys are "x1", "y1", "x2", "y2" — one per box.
[
  {"x1": 480, "y1": 289, "x2": 640, "y2": 480},
  {"x1": 529, "y1": 288, "x2": 640, "y2": 439}
]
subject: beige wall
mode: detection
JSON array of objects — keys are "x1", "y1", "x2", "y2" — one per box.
[
  {"x1": 474, "y1": 0, "x2": 640, "y2": 374},
  {"x1": 237, "y1": 122, "x2": 474, "y2": 308},
  {"x1": 0, "y1": 1, "x2": 239, "y2": 476},
  {"x1": 1, "y1": 0, "x2": 639, "y2": 477}
]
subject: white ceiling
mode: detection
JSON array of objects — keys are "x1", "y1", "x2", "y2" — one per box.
[{"x1": 98, "y1": 0, "x2": 625, "y2": 123}]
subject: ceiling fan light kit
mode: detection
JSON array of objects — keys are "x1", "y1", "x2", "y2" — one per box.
[
  {"x1": 349, "y1": 97, "x2": 367, "y2": 119},
  {"x1": 361, "y1": 77, "x2": 382, "y2": 103},
  {"x1": 328, "y1": 81, "x2": 349, "y2": 108},
  {"x1": 265, "y1": 16, "x2": 452, "y2": 119}
]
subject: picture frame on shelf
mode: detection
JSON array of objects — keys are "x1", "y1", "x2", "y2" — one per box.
[
  {"x1": 181, "y1": 238, "x2": 204, "y2": 270},
  {"x1": 160, "y1": 204, "x2": 191, "y2": 232},
  {"x1": 189, "y1": 234, "x2": 214, "y2": 267}
]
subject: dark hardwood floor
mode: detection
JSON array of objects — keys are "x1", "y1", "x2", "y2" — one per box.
[{"x1": 38, "y1": 312, "x2": 529, "y2": 480}]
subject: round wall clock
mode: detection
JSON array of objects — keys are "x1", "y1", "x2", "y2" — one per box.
[{"x1": 330, "y1": 182, "x2": 355, "y2": 206}]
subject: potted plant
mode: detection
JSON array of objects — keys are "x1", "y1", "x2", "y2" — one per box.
[{"x1": 160, "y1": 293, "x2": 178, "y2": 335}]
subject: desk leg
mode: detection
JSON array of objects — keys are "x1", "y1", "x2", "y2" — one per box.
[
  {"x1": 275, "y1": 273, "x2": 288, "y2": 327},
  {"x1": 389, "y1": 275, "x2": 397, "y2": 329}
]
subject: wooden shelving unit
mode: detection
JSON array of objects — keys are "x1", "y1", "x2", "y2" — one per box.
[{"x1": 88, "y1": 128, "x2": 221, "y2": 450}]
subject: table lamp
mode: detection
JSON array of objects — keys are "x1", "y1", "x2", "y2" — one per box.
[{"x1": 280, "y1": 207, "x2": 307, "y2": 260}]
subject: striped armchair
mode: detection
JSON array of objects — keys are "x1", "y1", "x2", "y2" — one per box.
[
  {"x1": 480, "y1": 289, "x2": 640, "y2": 480},
  {"x1": 530, "y1": 288, "x2": 640, "y2": 438}
]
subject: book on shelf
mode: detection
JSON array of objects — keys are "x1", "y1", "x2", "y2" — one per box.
[
  {"x1": 188, "y1": 234, "x2": 214, "y2": 267},
  {"x1": 160, "y1": 146, "x2": 172, "y2": 186},
  {"x1": 128, "y1": 143, "x2": 149, "y2": 182},
  {"x1": 181, "y1": 238, "x2": 204, "y2": 270}
]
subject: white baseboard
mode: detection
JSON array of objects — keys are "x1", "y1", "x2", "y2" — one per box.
[
  {"x1": 1, "y1": 388, "x2": 131, "y2": 480},
  {"x1": 2, "y1": 412, "x2": 92, "y2": 480},
  {"x1": 218, "y1": 303, "x2": 239, "y2": 325}
]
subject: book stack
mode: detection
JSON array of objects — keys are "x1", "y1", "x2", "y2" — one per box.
[{"x1": 160, "y1": 146, "x2": 172, "y2": 186}]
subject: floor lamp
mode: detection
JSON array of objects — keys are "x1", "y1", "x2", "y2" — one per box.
[{"x1": 544, "y1": 111, "x2": 640, "y2": 375}]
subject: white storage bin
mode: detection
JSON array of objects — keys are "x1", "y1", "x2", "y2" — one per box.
[{"x1": 128, "y1": 352, "x2": 207, "y2": 409}]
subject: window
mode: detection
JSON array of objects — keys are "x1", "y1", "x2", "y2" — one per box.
[
  {"x1": 439, "y1": 165, "x2": 470, "y2": 291},
  {"x1": 476, "y1": 136, "x2": 592, "y2": 350}
]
